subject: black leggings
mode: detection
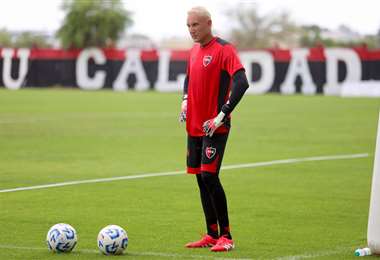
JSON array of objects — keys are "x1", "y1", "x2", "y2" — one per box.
[{"x1": 196, "y1": 172, "x2": 231, "y2": 238}]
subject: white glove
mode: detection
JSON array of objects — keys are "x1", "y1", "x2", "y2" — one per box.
[
  {"x1": 179, "y1": 99, "x2": 187, "y2": 123},
  {"x1": 202, "y1": 111, "x2": 225, "y2": 137}
]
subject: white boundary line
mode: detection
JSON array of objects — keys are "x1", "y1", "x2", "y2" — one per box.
[
  {"x1": 0, "y1": 243, "x2": 352, "y2": 259},
  {"x1": 0, "y1": 244, "x2": 252, "y2": 260},
  {"x1": 0, "y1": 153, "x2": 369, "y2": 194},
  {"x1": 0, "y1": 112, "x2": 174, "y2": 124}
]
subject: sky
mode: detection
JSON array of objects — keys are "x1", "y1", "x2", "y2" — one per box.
[{"x1": 0, "y1": 0, "x2": 379, "y2": 41}]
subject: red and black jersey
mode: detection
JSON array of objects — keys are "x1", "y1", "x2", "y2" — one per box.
[{"x1": 186, "y1": 37, "x2": 244, "y2": 136}]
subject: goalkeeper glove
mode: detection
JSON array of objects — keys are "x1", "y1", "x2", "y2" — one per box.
[
  {"x1": 179, "y1": 95, "x2": 187, "y2": 123},
  {"x1": 202, "y1": 111, "x2": 225, "y2": 137}
]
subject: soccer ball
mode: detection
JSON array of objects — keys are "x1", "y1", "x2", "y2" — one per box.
[
  {"x1": 97, "y1": 225, "x2": 128, "y2": 255},
  {"x1": 46, "y1": 223, "x2": 77, "y2": 253}
]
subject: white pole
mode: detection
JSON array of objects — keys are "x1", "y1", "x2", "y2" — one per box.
[{"x1": 368, "y1": 111, "x2": 380, "y2": 253}]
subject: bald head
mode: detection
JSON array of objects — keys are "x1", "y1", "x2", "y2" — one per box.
[{"x1": 187, "y1": 6, "x2": 213, "y2": 45}]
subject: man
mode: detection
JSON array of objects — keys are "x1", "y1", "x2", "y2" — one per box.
[{"x1": 179, "y1": 6, "x2": 250, "y2": 252}]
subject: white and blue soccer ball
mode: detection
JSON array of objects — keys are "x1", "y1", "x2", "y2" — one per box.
[
  {"x1": 97, "y1": 225, "x2": 128, "y2": 255},
  {"x1": 46, "y1": 223, "x2": 77, "y2": 253}
]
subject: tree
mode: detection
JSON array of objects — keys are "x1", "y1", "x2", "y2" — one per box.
[
  {"x1": 14, "y1": 32, "x2": 52, "y2": 48},
  {"x1": 0, "y1": 28, "x2": 52, "y2": 48},
  {"x1": 299, "y1": 25, "x2": 323, "y2": 47},
  {"x1": 57, "y1": 0, "x2": 133, "y2": 48},
  {"x1": 267, "y1": 11, "x2": 300, "y2": 47},
  {"x1": 228, "y1": 7, "x2": 267, "y2": 48},
  {"x1": 0, "y1": 28, "x2": 12, "y2": 47},
  {"x1": 300, "y1": 24, "x2": 379, "y2": 49},
  {"x1": 227, "y1": 5, "x2": 300, "y2": 49},
  {"x1": 361, "y1": 35, "x2": 379, "y2": 49}
]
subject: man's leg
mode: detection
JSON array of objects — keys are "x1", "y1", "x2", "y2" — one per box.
[
  {"x1": 186, "y1": 135, "x2": 218, "y2": 248},
  {"x1": 200, "y1": 133, "x2": 231, "y2": 239},
  {"x1": 199, "y1": 172, "x2": 231, "y2": 238},
  {"x1": 196, "y1": 174, "x2": 219, "y2": 238}
]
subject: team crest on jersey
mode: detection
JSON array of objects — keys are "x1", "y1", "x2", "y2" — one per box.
[
  {"x1": 205, "y1": 146, "x2": 216, "y2": 159},
  {"x1": 203, "y1": 55, "x2": 212, "y2": 67}
]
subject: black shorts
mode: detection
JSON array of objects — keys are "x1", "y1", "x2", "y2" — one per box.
[{"x1": 187, "y1": 133, "x2": 229, "y2": 175}]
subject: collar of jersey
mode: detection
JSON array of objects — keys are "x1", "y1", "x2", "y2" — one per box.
[{"x1": 200, "y1": 37, "x2": 217, "y2": 49}]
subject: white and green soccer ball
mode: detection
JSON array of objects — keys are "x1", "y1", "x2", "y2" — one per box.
[
  {"x1": 46, "y1": 223, "x2": 77, "y2": 253},
  {"x1": 97, "y1": 225, "x2": 128, "y2": 255}
]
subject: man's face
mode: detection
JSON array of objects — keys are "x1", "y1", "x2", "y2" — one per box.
[{"x1": 186, "y1": 13, "x2": 212, "y2": 44}]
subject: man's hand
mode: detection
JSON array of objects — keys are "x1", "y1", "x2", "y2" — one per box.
[
  {"x1": 202, "y1": 111, "x2": 225, "y2": 137},
  {"x1": 179, "y1": 99, "x2": 187, "y2": 123}
]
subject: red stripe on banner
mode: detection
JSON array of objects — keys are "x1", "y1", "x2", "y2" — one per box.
[
  {"x1": 0, "y1": 48, "x2": 31, "y2": 58},
  {"x1": 353, "y1": 47, "x2": 371, "y2": 60},
  {"x1": 140, "y1": 49, "x2": 159, "y2": 61},
  {"x1": 1, "y1": 47, "x2": 380, "y2": 61},
  {"x1": 308, "y1": 46, "x2": 325, "y2": 62},
  {"x1": 368, "y1": 50, "x2": 380, "y2": 60},
  {"x1": 141, "y1": 50, "x2": 158, "y2": 61},
  {"x1": 103, "y1": 48, "x2": 125, "y2": 60},
  {"x1": 268, "y1": 48, "x2": 291, "y2": 62},
  {"x1": 29, "y1": 48, "x2": 81, "y2": 59},
  {"x1": 352, "y1": 47, "x2": 380, "y2": 61},
  {"x1": 171, "y1": 50, "x2": 190, "y2": 61},
  {"x1": 27, "y1": 48, "x2": 159, "y2": 61}
]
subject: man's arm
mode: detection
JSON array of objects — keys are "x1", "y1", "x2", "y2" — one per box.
[
  {"x1": 221, "y1": 69, "x2": 249, "y2": 116},
  {"x1": 183, "y1": 75, "x2": 189, "y2": 97},
  {"x1": 203, "y1": 69, "x2": 249, "y2": 136},
  {"x1": 179, "y1": 76, "x2": 189, "y2": 123}
]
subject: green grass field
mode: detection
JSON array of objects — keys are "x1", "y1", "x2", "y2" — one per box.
[{"x1": 0, "y1": 88, "x2": 379, "y2": 259}]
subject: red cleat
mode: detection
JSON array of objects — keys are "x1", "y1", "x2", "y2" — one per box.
[
  {"x1": 210, "y1": 236, "x2": 234, "y2": 252},
  {"x1": 185, "y1": 234, "x2": 218, "y2": 248}
]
